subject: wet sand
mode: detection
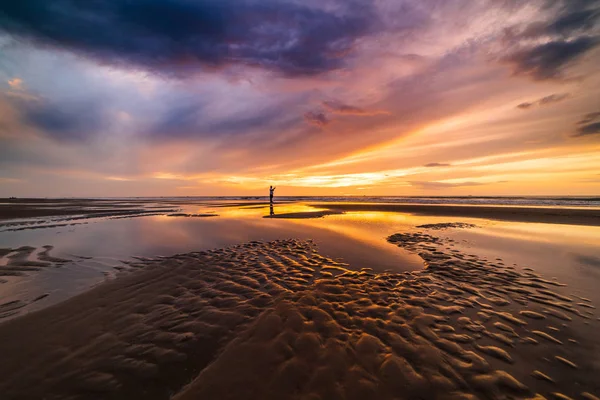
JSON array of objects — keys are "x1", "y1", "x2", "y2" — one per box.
[
  {"x1": 0, "y1": 198, "x2": 283, "y2": 221},
  {"x1": 0, "y1": 233, "x2": 598, "y2": 399},
  {"x1": 313, "y1": 203, "x2": 600, "y2": 226},
  {"x1": 264, "y1": 210, "x2": 344, "y2": 219},
  {"x1": 0, "y1": 198, "x2": 182, "y2": 221}
]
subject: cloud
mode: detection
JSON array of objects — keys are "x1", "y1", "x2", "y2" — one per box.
[
  {"x1": 142, "y1": 88, "x2": 308, "y2": 144},
  {"x1": 547, "y1": 8, "x2": 600, "y2": 36},
  {"x1": 149, "y1": 100, "x2": 301, "y2": 141},
  {"x1": 424, "y1": 162, "x2": 451, "y2": 167},
  {"x1": 11, "y1": 95, "x2": 110, "y2": 142},
  {"x1": 507, "y1": 0, "x2": 600, "y2": 39},
  {"x1": 517, "y1": 102, "x2": 534, "y2": 109},
  {"x1": 504, "y1": 37, "x2": 598, "y2": 80},
  {"x1": 304, "y1": 111, "x2": 330, "y2": 127},
  {"x1": 300, "y1": 99, "x2": 389, "y2": 133},
  {"x1": 0, "y1": 0, "x2": 377, "y2": 77},
  {"x1": 517, "y1": 93, "x2": 570, "y2": 109},
  {"x1": 521, "y1": 4, "x2": 600, "y2": 38},
  {"x1": 577, "y1": 111, "x2": 600, "y2": 125},
  {"x1": 502, "y1": 1, "x2": 600, "y2": 80},
  {"x1": 7, "y1": 78, "x2": 23, "y2": 90},
  {"x1": 0, "y1": 45, "x2": 310, "y2": 145},
  {"x1": 539, "y1": 93, "x2": 571, "y2": 105},
  {"x1": 572, "y1": 111, "x2": 600, "y2": 137},
  {"x1": 409, "y1": 181, "x2": 487, "y2": 190},
  {"x1": 575, "y1": 122, "x2": 600, "y2": 137},
  {"x1": 322, "y1": 101, "x2": 387, "y2": 116}
]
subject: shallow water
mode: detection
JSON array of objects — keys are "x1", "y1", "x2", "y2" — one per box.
[
  {"x1": 0, "y1": 202, "x2": 423, "y2": 318},
  {"x1": 437, "y1": 220, "x2": 600, "y2": 307},
  {"x1": 1, "y1": 201, "x2": 599, "y2": 322}
]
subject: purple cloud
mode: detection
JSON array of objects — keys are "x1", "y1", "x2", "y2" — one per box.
[
  {"x1": 0, "y1": 0, "x2": 377, "y2": 77},
  {"x1": 304, "y1": 111, "x2": 330, "y2": 127}
]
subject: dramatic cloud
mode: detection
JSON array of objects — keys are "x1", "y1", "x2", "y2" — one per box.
[
  {"x1": 424, "y1": 163, "x2": 451, "y2": 167},
  {"x1": 0, "y1": 0, "x2": 377, "y2": 77}
]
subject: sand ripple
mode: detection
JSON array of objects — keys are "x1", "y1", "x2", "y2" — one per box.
[
  {"x1": 0, "y1": 245, "x2": 70, "y2": 282},
  {"x1": 0, "y1": 235, "x2": 598, "y2": 400}
]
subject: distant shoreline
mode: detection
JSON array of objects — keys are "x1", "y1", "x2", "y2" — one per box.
[
  {"x1": 312, "y1": 202, "x2": 600, "y2": 226},
  {"x1": 2, "y1": 198, "x2": 600, "y2": 225}
]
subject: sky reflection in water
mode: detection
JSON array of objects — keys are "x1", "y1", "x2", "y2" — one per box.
[{"x1": 1, "y1": 201, "x2": 599, "y2": 319}]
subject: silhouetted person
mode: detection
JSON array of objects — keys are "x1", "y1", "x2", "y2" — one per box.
[{"x1": 269, "y1": 186, "x2": 276, "y2": 203}]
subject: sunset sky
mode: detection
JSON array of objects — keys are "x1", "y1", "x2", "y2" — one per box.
[{"x1": 1, "y1": 0, "x2": 599, "y2": 197}]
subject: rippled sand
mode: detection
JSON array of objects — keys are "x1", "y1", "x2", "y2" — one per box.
[{"x1": 0, "y1": 232, "x2": 598, "y2": 399}]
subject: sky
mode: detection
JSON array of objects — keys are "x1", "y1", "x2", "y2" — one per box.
[{"x1": 0, "y1": 0, "x2": 599, "y2": 197}]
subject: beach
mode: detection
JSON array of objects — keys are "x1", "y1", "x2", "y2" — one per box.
[
  {"x1": 0, "y1": 198, "x2": 599, "y2": 400},
  {"x1": 4, "y1": 0, "x2": 600, "y2": 398}
]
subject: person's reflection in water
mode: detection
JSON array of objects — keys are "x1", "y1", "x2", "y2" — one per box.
[{"x1": 269, "y1": 203, "x2": 275, "y2": 216}]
